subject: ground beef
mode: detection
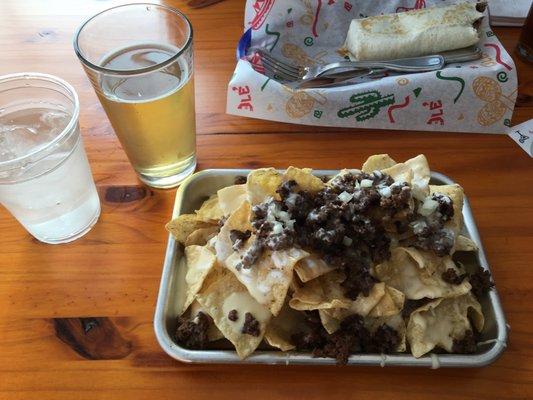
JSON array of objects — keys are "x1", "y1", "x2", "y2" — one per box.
[
  {"x1": 441, "y1": 268, "x2": 467, "y2": 285},
  {"x1": 312, "y1": 331, "x2": 358, "y2": 365},
  {"x1": 402, "y1": 298, "x2": 432, "y2": 318},
  {"x1": 234, "y1": 175, "x2": 247, "y2": 184},
  {"x1": 452, "y1": 330, "x2": 477, "y2": 354},
  {"x1": 292, "y1": 313, "x2": 399, "y2": 365},
  {"x1": 291, "y1": 329, "x2": 326, "y2": 351},
  {"x1": 275, "y1": 171, "x2": 400, "y2": 299},
  {"x1": 432, "y1": 193, "x2": 454, "y2": 221},
  {"x1": 241, "y1": 312, "x2": 261, "y2": 336},
  {"x1": 412, "y1": 194, "x2": 455, "y2": 256},
  {"x1": 218, "y1": 216, "x2": 227, "y2": 227},
  {"x1": 239, "y1": 240, "x2": 264, "y2": 269},
  {"x1": 369, "y1": 324, "x2": 399, "y2": 353},
  {"x1": 228, "y1": 309, "x2": 238, "y2": 322},
  {"x1": 229, "y1": 229, "x2": 251, "y2": 250},
  {"x1": 320, "y1": 175, "x2": 330, "y2": 183},
  {"x1": 276, "y1": 180, "x2": 298, "y2": 198},
  {"x1": 241, "y1": 199, "x2": 295, "y2": 266},
  {"x1": 175, "y1": 312, "x2": 211, "y2": 349},
  {"x1": 380, "y1": 183, "x2": 411, "y2": 211},
  {"x1": 469, "y1": 265, "x2": 494, "y2": 299},
  {"x1": 340, "y1": 264, "x2": 377, "y2": 299},
  {"x1": 265, "y1": 231, "x2": 295, "y2": 250},
  {"x1": 413, "y1": 224, "x2": 455, "y2": 257},
  {"x1": 394, "y1": 219, "x2": 411, "y2": 234},
  {"x1": 243, "y1": 170, "x2": 450, "y2": 298},
  {"x1": 312, "y1": 315, "x2": 370, "y2": 365},
  {"x1": 290, "y1": 311, "x2": 327, "y2": 350}
]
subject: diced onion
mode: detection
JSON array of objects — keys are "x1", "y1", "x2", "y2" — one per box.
[
  {"x1": 378, "y1": 186, "x2": 392, "y2": 198},
  {"x1": 419, "y1": 197, "x2": 438, "y2": 216},
  {"x1": 338, "y1": 191, "x2": 353, "y2": 203},
  {"x1": 272, "y1": 221, "x2": 283, "y2": 234},
  {"x1": 360, "y1": 179, "x2": 373, "y2": 188}
]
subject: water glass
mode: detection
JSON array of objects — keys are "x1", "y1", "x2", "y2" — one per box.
[{"x1": 0, "y1": 73, "x2": 100, "y2": 244}]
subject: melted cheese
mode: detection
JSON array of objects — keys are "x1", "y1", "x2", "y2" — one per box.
[{"x1": 222, "y1": 292, "x2": 271, "y2": 334}]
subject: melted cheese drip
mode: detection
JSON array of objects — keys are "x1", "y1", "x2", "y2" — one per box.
[{"x1": 430, "y1": 353, "x2": 440, "y2": 369}]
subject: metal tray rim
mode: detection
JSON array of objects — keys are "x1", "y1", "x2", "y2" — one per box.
[{"x1": 154, "y1": 169, "x2": 508, "y2": 367}]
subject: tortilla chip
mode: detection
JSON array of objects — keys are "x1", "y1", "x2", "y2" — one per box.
[
  {"x1": 381, "y1": 162, "x2": 414, "y2": 185},
  {"x1": 189, "y1": 300, "x2": 224, "y2": 341},
  {"x1": 185, "y1": 225, "x2": 220, "y2": 247},
  {"x1": 362, "y1": 154, "x2": 397, "y2": 172},
  {"x1": 326, "y1": 168, "x2": 361, "y2": 186},
  {"x1": 289, "y1": 275, "x2": 301, "y2": 292},
  {"x1": 175, "y1": 257, "x2": 189, "y2": 316},
  {"x1": 429, "y1": 184, "x2": 464, "y2": 237},
  {"x1": 182, "y1": 245, "x2": 217, "y2": 313},
  {"x1": 326, "y1": 282, "x2": 388, "y2": 320},
  {"x1": 166, "y1": 214, "x2": 211, "y2": 244},
  {"x1": 373, "y1": 247, "x2": 471, "y2": 300},
  {"x1": 195, "y1": 194, "x2": 224, "y2": 223},
  {"x1": 265, "y1": 302, "x2": 307, "y2": 351},
  {"x1": 407, "y1": 293, "x2": 484, "y2": 358},
  {"x1": 317, "y1": 283, "x2": 401, "y2": 334},
  {"x1": 404, "y1": 154, "x2": 430, "y2": 200},
  {"x1": 369, "y1": 285, "x2": 405, "y2": 318},
  {"x1": 454, "y1": 235, "x2": 478, "y2": 252},
  {"x1": 284, "y1": 166, "x2": 325, "y2": 192},
  {"x1": 246, "y1": 168, "x2": 283, "y2": 205},
  {"x1": 289, "y1": 270, "x2": 352, "y2": 311},
  {"x1": 319, "y1": 309, "x2": 341, "y2": 334},
  {"x1": 214, "y1": 201, "x2": 253, "y2": 264},
  {"x1": 226, "y1": 247, "x2": 308, "y2": 316},
  {"x1": 365, "y1": 313, "x2": 407, "y2": 352},
  {"x1": 217, "y1": 184, "x2": 247, "y2": 216},
  {"x1": 196, "y1": 273, "x2": 271, "y2": 359},
  {"x1": 294, "y1": 254, "x2": 336, "y2": 283}
]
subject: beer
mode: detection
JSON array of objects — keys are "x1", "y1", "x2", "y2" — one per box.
[
  {"x1": 96, "y1": 44, "x2": 196, "y2": 187},
  {"x1": 74, "y1": 4, "x2": 196, "y2": 187}
]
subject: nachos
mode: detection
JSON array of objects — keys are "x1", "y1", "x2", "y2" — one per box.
[{"x1": 166, "y1": 155, "x2": 494, "y2": 364}]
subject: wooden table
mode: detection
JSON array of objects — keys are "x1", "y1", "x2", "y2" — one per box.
[{"x1": 1, "y1": 1, "x2": 532, "y2": 399}]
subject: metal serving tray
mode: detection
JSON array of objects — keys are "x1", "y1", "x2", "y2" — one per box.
[{"x1": 154, "y1": 169, "x2": 508, "y2": 367}]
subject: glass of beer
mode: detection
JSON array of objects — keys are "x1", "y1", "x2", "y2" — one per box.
[
  {"x1": 74, "y1": 3, "x2": 196, "y2": 188},
  {"x1": 517, "y1": 3, "x2": 533, "y2": 62}
]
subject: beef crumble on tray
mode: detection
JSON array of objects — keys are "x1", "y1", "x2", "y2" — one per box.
[{"x1": 166, "y1": 154, "x2": 493, "y2": 364}]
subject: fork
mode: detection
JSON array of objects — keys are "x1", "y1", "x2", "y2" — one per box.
[
  {"x1": 187, "y1": 0, "x2": 226, "y2": 8},
  {"x1": 256, "y1": 46, "x2": 481, "y2": 83}
]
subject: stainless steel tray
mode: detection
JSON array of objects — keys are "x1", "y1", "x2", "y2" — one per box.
[{"x1": 154, "y1": 169, "x2": 508, "y2": 367}]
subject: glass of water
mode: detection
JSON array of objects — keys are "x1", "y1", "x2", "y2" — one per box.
[
  {"x1": 74, "y1": 3, "x2": 196, "y2": 189},
  {"x1": 0, "y1": 73, "x2": 100, "y2": 244}
]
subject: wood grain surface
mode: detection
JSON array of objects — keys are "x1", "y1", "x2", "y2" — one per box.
[{"x1": 0, "y1": 1, "x2": 532, "y2": 399}]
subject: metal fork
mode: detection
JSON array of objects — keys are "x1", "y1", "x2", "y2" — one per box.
[{"x1": 256, "y1": 46, "x2": 481, "y2": 83}]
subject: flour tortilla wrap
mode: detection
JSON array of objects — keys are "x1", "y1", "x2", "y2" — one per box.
[{"x1": 341, "y1": 2, "x2": 486, "y2": 61}]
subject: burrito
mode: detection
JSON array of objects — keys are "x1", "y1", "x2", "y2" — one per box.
[{"x1": 340, "y1": 2, "x2": 486, "y2": 61}]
